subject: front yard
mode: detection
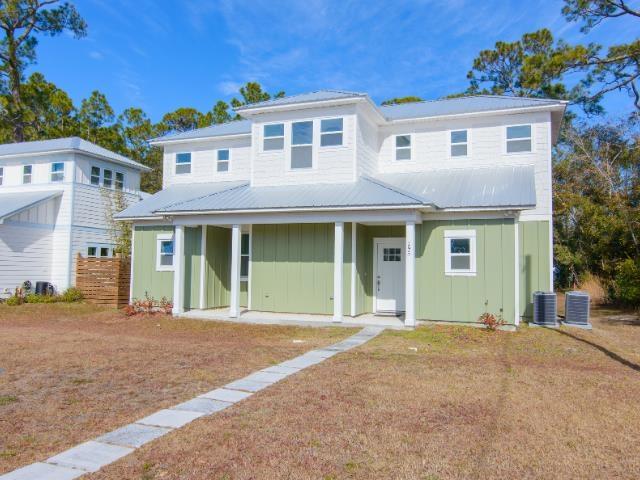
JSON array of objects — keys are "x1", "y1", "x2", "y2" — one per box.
[
  {"x1": 0, "y1": 304, "x2": 351, "y2": 474},
  {"x1": 1, "y1": 303, "x2": 639, "y2": 479}
]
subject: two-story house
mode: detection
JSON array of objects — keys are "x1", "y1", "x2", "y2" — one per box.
[
  {"x1": 0, "y1": 137, "x2": 150, "y2": 295},
  {"x1": 117, "y1": 91, "x2": 566, "y2": 327}
]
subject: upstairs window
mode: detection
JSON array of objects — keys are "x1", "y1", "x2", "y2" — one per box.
[
  {"x1": 263, "y1": 123, "x2": 284, "y2": 151},
  {"x1": 395, "y1": 135, "x2": 411, "y2": 161},
  {"x1": 240, "y1": 232, "x2": 250, "y2": 280},
  {"x1": 51, "y1": 162, "x2": 64, "y2": 182},
  {"x1": 0, "y1": 167, "x2": 3, "y2": 186},
  {"x1": 506, "y1": 125, "x2": 532, "y2": 153},
  {"x1": 444, "y1": 230, "x2": 476, "y2": 276},
  {"x1": 90, "y1": 166, "x2": 100, "y2": 186},
  {"x1": 156, "y1": 233, "x2": 174, "y2": 271},
  {"x1": 115, "y1": 172, "x2": 124, "y2": 190},
  {"x1": 217, "y1": 149, "x2": 230, "y2": 172},
  {"x1": 23, "y1": 165, "x2": 32, "y2": 184},
  {"x1": 103, "y1": 169, "x2": 113, "y2": 188},
  {"x1": 450, "y1": 130, "x2": 468, "y2": 157},
  {"x1": 176, "y1": 152, "x2": 191, "y2": 174},
  {"x1": 320, "y1": 118, "x2": 343, "y2": 147},
  {"x1": 291, "y1": 121, "x2": 313, "y2": 169}
]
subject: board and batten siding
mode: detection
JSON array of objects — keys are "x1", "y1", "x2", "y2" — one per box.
[
  {"x1": 415, "y1": 219, "x2": 516, "y2": 324},
  {"x1": 519, "y1": 220, "x2": 551, "y2": 317},
  {"x1": 183, "y1": 226, "x2": 202, "y2": 310},
  {"x1": 131, "y1": 226, "x2": 174, "y2": 301},
  {"x1": 204, "y1": 226, "x2": 231, "y2": 309}
]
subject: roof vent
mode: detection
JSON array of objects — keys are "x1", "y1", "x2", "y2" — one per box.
[
  {"x1": 532, "y1": 291, "x2": 559, "y2": 327},
  {"x1": 563, "y1": 291, "x2": 592, "y2": 329}
]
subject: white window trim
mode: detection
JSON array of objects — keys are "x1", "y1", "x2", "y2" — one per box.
[
  {"x1": 217, "y1": 149, "x2": 231, "y2": 173},
  {"x1": 504, "y1": 124, "x2": 534, "y2": 155},
  {"x1": 87, "y1": 244, "x2": 114, "y2": 258},
  {"x1": 156, "y1": 233, "x2": 175, "y2": 272},
  {"x1": 394, "y1": 134, "x2": 413, "y2": 162},
  {"x1": 289, "y1": 120, "x2": 315, "y2": 171},
  {"x1": 262, "y1": 123, "x2": 285, "y2": 153},
  {"x1": 449, "y1": 129, "x2": 471, "y2": 159},
  {"x1": 444, "y1": 229, "x2": 476, "y2": 276},
  {"x1": 50, "y1": 162, "x2": 65, "y2": 182},
  {"x1": 0, "y1": 167, "x2": 3, "y2": 186},
  {"x1": 90, "y1": 166, "x2": 101, "y2": 186},
  {"x1": 23, "y1": 165, "x2": 32, "y2": 184},
  {"x1": 115, "y1": 171, "x2": 125, "y2": 190},
  {"x1": 175, "y1": 152, "x2": 192, "y2": 175},
  {"x1": 319, "y1": 117, "x2": 344, "y2": 148},
  {"x1": 103, "y1": 169, "x2": 114, "y2": 188},
  {"x1": 240, "y1": 231, "x2": 250, "y2": 281}
]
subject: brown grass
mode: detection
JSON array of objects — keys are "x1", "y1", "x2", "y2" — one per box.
[
  {"x1": 87, "y1": 306, "x2": 640, "y2": 480},
  {"x1": 0, "y1": 303, "x2": 351, "y2": 474}
]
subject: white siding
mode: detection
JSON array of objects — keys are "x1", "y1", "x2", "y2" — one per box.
[
  {"x1": 0, "y1": 152, "x2": 71, "y2": 186},
  {"x1": 355, "y1": 104, "x2": 378, "y2": 177},
  {"x1": 74, "y1": 154, "x2": 141, "y2": 192},
  {"x1": 163, "y1": 137, "x2": 251, "y2": 188},
  {"x1": 0, "y1": 223, "x2": 53, "y2": 294}
]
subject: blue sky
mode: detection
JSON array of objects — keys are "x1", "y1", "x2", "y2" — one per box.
[{"x1": 32, "y1": 0, "x2": 638, "y2": 122}]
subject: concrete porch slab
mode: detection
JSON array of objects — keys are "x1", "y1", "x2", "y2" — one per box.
[
  {"x1": 137, "y1": 409, "x2": 205, "y2": 429},
  {"x1": 198, "y1": 387, "x2": 253, "y2": 403},
  {"x1": 96, "y1": 423, "x2": 172, "y2": 449},
  {"x1": 47, "y1": 441, "x2": 133, "y2": 473},
  {"x1": 0, "y1": 462, "x2": 83, "y2": 480}
]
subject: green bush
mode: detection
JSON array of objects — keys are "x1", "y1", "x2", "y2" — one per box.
[
  {"x1": 614, "y1": 259, "x2": 640, "y2": 306},
  {"x1": 5, "y1": 296, "x2": 23, "y2": 306},
  {"x1": 60, "y1": 288, "x2": 83, "y2": 303},
  {"x1": 5, "y1": 287, "x2": 84, "y2": 306},
  {"x1": 24, "y1": 293, "x2": 56, "y2": 304}
]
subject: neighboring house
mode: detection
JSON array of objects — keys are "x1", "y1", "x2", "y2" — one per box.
[
  {"x1": 117, "y1": 91, "x2": 566, "y2": 327},
  {"x1": 0, "y1": 137, "x2": 150, "y2": 295}
]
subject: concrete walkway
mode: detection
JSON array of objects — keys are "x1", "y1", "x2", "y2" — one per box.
[{"x1": 1, "y1": 326, "x2": 384, "y2": 480}]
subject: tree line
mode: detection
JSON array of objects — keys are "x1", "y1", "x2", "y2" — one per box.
[{"x1": 0, "y1": 0, "x2": 638, "y2": 304}]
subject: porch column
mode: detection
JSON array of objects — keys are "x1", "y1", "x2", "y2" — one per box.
[
  {"x1": 172, "y1": 225, "x2": 185, "y2": 315},
  {"x1": 199, "y1": 226, "x2": 207, "y2": 310},
  {"x1": 405, "y1": 221, "x2": 416, "y2": 327},
  {"x1": 229, "y1": 224, "x2": 241, "y2": 318},
  {"x1": 333, "y1": 221, "x2": 344, "y2": 322}
]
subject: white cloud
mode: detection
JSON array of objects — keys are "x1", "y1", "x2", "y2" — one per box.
[{"x1": 217, "y1": 80, "x2": 243, "y2": 95}]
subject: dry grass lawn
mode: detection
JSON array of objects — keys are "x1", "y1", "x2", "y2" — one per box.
[
  {"x1": 0, "y1": 303, "x2": 351, "y2": 474},
  {"x1": 86, "y1": 306, "x2": 640, "y2": 480}
]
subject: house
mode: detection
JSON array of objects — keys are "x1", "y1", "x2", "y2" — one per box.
[
  {"x1": 0, "y1": 137, "x2": 150, "y2": 295},
  {"x1": 117, "y1": 91, "x2": 566, "y2": 327}
]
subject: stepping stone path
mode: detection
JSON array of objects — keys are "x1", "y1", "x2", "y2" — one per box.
[{"x1": 1, "y1": 326, "x2": 383, "y2": 480}]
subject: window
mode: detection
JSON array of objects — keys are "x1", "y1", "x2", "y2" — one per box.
[
  {"x1": 240, "y1": 233, "x2": 250, "y2": 280},
  {"x1": 51, "y1": 162, "x2": 64, "y2": 182},
  {"x1": 0, "y1": 167, "x2": 3, "y2": 186},
  {"x1": 395, "y1": 135, "x2": 411, "y2": 161},
  {"x1": 90, "y1": 166, "x2": 100, "y2": 186},
  {"x1": 506, "y1": 125, "x2": 532, "y2": 153},
  {"x1": 156, "y1": 234, "x2": 174, "y2": 271},
  {"x1": 87, "y1": 245, "x2": 113, "y2": 258},
  {"x1": 383, "y1": 247, "x2": 401, "y2": 262},
  {"x1": 444, "y1": 230, "x2": 476, "y2": 276},
  {"x1": 103, "y1": 169, "x2": 113, "y2": 188},
  {"x1": 115, "y1": 172, "x2": 124, "y2": 190},
  {"x1": 320, "y1": 118, "x2": 343, "y2": 147},
  {"x1": 176, "y1": 152, "x2": 191, "y2": 174},
  {"x1": 450, "y1": 130, "x2": 468, "y2": 157},
  {"x1": 263, "y1": 123, "x2": 284, "y2": 151},
  {"x1": 23, "y1": 165, "x2": 32, "y2": 184},
  {"x1": 217, "y1": 149, "x2": 230, "y2": 172},
  {"x1": 291, "y1": 121, "x2": 313, "y2": 169}
]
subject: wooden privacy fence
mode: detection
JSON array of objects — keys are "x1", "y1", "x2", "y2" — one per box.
[{"x1": 76, "y1": 254, "x2": 130, "y2": 307}]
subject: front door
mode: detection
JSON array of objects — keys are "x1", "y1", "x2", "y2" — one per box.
[{"x1": 374, "y1": 238, "x2": 405, "y2": 314}]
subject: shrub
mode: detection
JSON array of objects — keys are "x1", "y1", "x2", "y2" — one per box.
[
  {"x1": 125, "y1": 292, "x2": 173, "y2": 316},
  {"x1": 24, "y1": 293, "x2": 56, "y2": 304},
  {"x1": 60, "y1": 288, "x2": 84, "y2": 303},
  {"x1": 613, "y1": 259, "x2": 640, "y2": 306},
  {"x1": 5, "y1": 295, "x2": 23, "y2": 306},
  {"x1": 478, "y1": 312, "x2": 505, "y2": 331},
  {"x1": 578, "y1": 273, "x2": 607, "y2": 305},
  {"x1": 5, "y1": 287, "x2": 84, "y2": 306}
]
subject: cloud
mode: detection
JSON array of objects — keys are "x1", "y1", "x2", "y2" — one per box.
[
  {"x1": 217, "y1": 80, "x2": 243, "y2": 95},
  {"x1": 89, "y1": 50, "x2": 104, "y2": 60}
]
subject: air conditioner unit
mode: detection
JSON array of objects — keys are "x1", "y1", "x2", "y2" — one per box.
[
  {"x1": 563, "y1": 291, "x2": 592, "y2": 329},
  {"x1": 532, "y1": 291, "x2": 558, "y2": 327}
]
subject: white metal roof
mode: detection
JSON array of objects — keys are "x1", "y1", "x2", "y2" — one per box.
[
  {"x1": 0, "y1": 190, "x2": 63, "y2": 223},
  {"x1": 0, "y1": 137, "x2": 151, "y2": 172}
]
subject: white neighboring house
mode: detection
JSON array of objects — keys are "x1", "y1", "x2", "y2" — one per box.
[{"x1": 0, "y1": 137, "x2": 150, "y2": 296}]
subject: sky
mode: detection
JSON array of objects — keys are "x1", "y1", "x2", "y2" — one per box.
[{"x1": 31, "y1": 0, "x2": 639, "y2": 122}]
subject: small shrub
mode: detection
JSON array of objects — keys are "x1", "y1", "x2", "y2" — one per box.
[
  {"x1": 60, "y1": 288, "x2": 83, "y2": 303},
  {"x1": 126, "y1": 292, "x2": 173, "y2": 316},
  {"x1": 613, "y1": 259, "x2": 640, "y2": 306},
  {"x1": 24, "y1": 293, "x2": 56, "y2": 304},
  {"x1": 479, "y1": 312, "x2": 505, "y2": 331},
  {"x1": 5, "y1": 296, "x2": 23, "y2": 306}
]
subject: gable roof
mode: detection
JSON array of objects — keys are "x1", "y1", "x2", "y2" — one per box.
[
  {"x1": 0, "y1": 137, "x2": 151, "y2": 171},
  {"x1": 234, "y1": 90, "x2": 367, "y2": 112},
  {"x1": 0, "y1": 190, "x2": 63, "y2": 223}
]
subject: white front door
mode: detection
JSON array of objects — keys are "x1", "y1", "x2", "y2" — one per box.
[{"x1": 374, "y1": 238, "x2": 405, "y2": 313}]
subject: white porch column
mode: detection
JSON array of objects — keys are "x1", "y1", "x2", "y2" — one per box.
[
  {"x1": 172, "y1": 225, "x2": 185, "y2": 315},
  {"x1": 229, "y1": 224, "x2": 241, "y2": 318},
  {"x1": 333, "y1": 221, "x2": 344, "y2": 322},
  {"x1": 350, "y1": 222, "x2": 356, "y2": 317},
  {"x1": 199, "y1": 225, "x2": 207, "y2": 310},
  {"x1": 405, "y1": 221, "x2": 416, "y2": 327}
]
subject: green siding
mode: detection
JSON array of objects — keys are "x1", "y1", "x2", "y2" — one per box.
[
  {"x1": 240, "y1": 281, "x2": 248, "y2": 308},
  {"x1": 132, "y1": 225, "x2": 174, "y2": 301},
  {"x1": 183, "y1": 226, "x2": 201, "y2": 310},
  {"x1": 415, "y1": 219, "x2": 516, "y2": 324},
  {"x1": 519, "y1": 221, "x2": 551, "y2": 317},
  {"x1": 205, "y1": 226, "x2": 231, "y2": 308},
  {"x1": 342, "y1": 222, "x2": 352, "y2": 316},
  {"x1": 251, "y1": 224, "x2": 334, "y2": 314}
]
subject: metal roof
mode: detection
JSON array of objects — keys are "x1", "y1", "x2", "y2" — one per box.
[
  {"x1": 234, "y1": 90, "x2": 367, "y2": 112},
  {"x1": 381, "y1": 95, "x2": 565, "y2": 120},
  {"x1": 150, "y1": 120, "x2": 253, "y2": 144},
  {"x1": 372, "y1": 165, "x2": 536, "y2": 209},
  {"x1": 0, "y1": 190, "x2": 63, "y2": 223},
  {"x1": 0, "y1": 137, "x2": 150, "y2": 171},
  {"x1": 116, "y1": 165, "x2": 535, "y2": 218}
]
